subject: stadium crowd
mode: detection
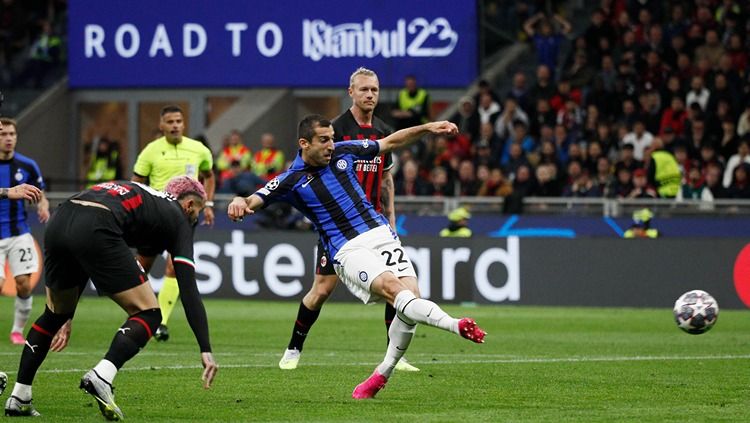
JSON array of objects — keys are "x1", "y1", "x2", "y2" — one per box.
[{"x1": 385, "y1": 0, "x2": 750, "y2": 213}]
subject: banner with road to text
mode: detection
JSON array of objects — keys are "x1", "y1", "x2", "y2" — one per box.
[
  {"x1": 68, "y1": 0, "x2": 477, "y2": 88},
  {"x1": 42, "y1": 229, "x2": 741, "y2": 309}
]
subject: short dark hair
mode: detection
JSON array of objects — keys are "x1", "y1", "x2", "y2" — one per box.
[
  {"x1": 161, "y1": 105, "x2": 183, "y2": 116},
  {"x1": 298, "y1": 114, "x2": 332, "y2": 141}
]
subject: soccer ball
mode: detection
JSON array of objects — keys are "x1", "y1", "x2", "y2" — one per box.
[{"x1": 673, "y1": 290, "x2": 719, "y2": 334}]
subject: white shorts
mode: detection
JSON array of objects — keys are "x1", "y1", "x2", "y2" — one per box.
[
  {"x1": 0, "y1": 233, "x2": 39, "y2": 278},
  {"x1": 334, "y1": 225, "x2": 417, "y2": 304}
]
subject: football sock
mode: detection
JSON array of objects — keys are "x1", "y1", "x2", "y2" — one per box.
[
  {"x1": 376, "y1": 312, "x2": 416, "y2": 378},
  {"x1": 10, "y1": 383, "x2": 32, "y2": 402},
  {"x1": 12, "y1": 295, "x2": 33, "y2": 334},
  {"x1": 393, "y1": 290, "x2": 459, "y2": 334},
  {"x1": 158, "y1": 277, "x2": 180, "y2": 325},
  {"x1": 17, "y1": 306, "x2": 72, "y2": 385},
  {"x1": 384, "y1": 303, "x2": 396, "y2": 345},
  {"x1": 104, "y1": 308, "x2": 161, "y2": 369},
  {"x1": 92, "y1": 360, "x2": 118, "y2": 385},
  {"x1": 287, "y1": 302, "x2": 321, "y2": 351}
]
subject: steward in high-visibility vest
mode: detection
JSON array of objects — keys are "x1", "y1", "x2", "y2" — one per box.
[
  {"x1": 392, "y1": 75, "x2": 431, "y2": 129},
  {"x1": 650, "y1": 150, "x2": 681, "y2": 198},
  {"x1": 440, "y1": 207, "x2": 472, "y2": 237},
  {"x1": 623, "y1": 208, "x2": 660, "y2": 238}
]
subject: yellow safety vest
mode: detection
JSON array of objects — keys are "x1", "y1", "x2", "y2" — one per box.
[
  {"x1": 440, "y1": 227, "x2": 472, "y2": 237},
  {"x1": 398, "y1": 89, "x2": 429, "y2": 123},
  {"x1": 652, "y1": 151, "x2": 681, "y2": 198}
]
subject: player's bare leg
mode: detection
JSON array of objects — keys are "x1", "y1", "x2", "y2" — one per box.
[{"x1": 280, "y1": 273, "x2": 338, "y2": 369}]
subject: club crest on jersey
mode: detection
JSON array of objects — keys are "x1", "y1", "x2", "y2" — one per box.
[
  {"x1": 265, "y1": 177, "x2": 280, "y2": 191},
  {"x1": 320, "y1": 255, "x2": 327, "y2": 267},
  {"x1": 336, "y1": 159, "x2": 347, "y2": 170},
  {"x1": 359, "y1": 271, "x2": 368, "y2": 282},
  {"x1": 14, "y1": 170, "x2": 25, "y2": 182},
  {"x1": 361, "y1": 140, "x2": 369, "y2": 148}
]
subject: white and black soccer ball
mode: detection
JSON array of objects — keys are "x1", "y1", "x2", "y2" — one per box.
[{"x1": 673, "y1": 290, "x2": 719, "y2": 335}]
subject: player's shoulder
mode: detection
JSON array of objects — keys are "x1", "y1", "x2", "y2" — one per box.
[
  {"x1": 12, "y1": 152, "x2": 37, "y2": 166},
  {"x1": 372, "y1": 115, "x2": 394, "y2": 136}
]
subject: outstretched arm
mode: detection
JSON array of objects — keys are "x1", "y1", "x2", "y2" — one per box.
[
  {"x1": 377, "y1": 121, "x2": 458, "y2": 155},
  {"x1": 553, "y1": 13, "x2": 572, "y2": 34},
  {"x1": 227, "y1": 194, "x2": 265, "y2": 222},
  {"x1": 0, "y1": 184, "x2": 42, "y2": 202}
]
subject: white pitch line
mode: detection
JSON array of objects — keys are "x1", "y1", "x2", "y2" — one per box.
[{"x1": 2, "y1": 354, "x2": 748, "y2": 375}]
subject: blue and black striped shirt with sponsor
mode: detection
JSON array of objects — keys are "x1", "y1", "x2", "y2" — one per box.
[
  {"x1": 254, "y1": 140, "x2": 390, "y2": 259},
  {"x1": 0, "y1": 153, "x2": 45, "y2": 238}
]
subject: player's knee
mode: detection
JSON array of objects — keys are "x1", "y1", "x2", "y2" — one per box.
[
  {"x1": 381, "y1": 274, "x2": 411, "y2": 300},
  {"x1": 309, "y1": 275, "x2": 337, "y2": 305},
  {"x1": 14, "y1": 275, "x2": 32, "y2": 296},
  {"x1": 129, "y1": 308, "x2": 161, "y2": 338}
]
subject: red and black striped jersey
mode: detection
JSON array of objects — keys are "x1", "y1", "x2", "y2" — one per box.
[
  {"x1": 332, "y1": 109, "x2": 393, "y2": 212},
  {"x1": 72, "y1": 180, "x2": 194, "y2": 259}
]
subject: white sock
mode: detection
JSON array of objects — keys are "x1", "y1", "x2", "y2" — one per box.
[
  {"x1": 394, "y1": 290, "x2": 459, "y2": 334},
  {"x1": 93, "y1": 360, "x2": 118, "y2": 384},
  {"x1": 376, "y1": 313, "x2": 416, "y2": 378},
  {"x1": 12, "y1": 295, "x2": 32, "y2": 334},
  {"x1": 11, "y1": 383, "x2": 32, "y2": 401}
]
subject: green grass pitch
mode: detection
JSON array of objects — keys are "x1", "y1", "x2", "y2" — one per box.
[{"x1": 0, "y1": 296, "x2": 748, "y2": 422}]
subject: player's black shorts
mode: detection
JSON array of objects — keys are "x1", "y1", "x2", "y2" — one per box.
[
  {"x1": 315, "y1": 240, "x2": 335, "y2": 276},
  {"x1": 44, "y1": 202, "x2": 148, "y2": 295}
]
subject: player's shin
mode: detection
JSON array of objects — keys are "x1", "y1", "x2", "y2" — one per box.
[
  {"x1": 158, "y1": 277, "x2": 179, "y2": 325},
  {"x1": 12, "y1": 295, "x2": 33, "y2": 335},
  {"x1": 393, "y1": 290, "x2": 459, "y2": 334},
  {"x1": 100, "y1": 308, "x2": 160, "y2": 383},
  {"x1": 376, "y1": 313, "x2": 416, "y2": 378},
  {"x1": 15, "y1": 306, "x2": 72, "y2": 395},
  {"x1": 287, "y1": 302, "x2": 321, "y2": 351}
]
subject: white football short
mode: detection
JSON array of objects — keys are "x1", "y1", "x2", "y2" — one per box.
[
  {"x1": 334, "y1": 225, "x2": 417, "y2": 304},
  {"x1": 0, "y1": 233, "x2": 39, "y2": 278}
]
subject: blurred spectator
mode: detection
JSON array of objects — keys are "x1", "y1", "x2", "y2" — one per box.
[
  {"x1": 737, "y1": 103, "x2": 750, "y2": 138},
  {"x1": 456, "y1": 159, "x2": 480, "y2": 196},
  {"x1": 622, "y1": 120, "x2": 653, "y2": 161},
  {"x1": 677, "y1": 166, "x2": 713, "y2": 202},
  {"x1": 727, "y1": 163, "x2": 750, "y2": 198},
  {"x1": 215, "y1": 130, "x2": 252, "y2": 184},
  {"x1": 698, "y1": 143, "x2": 724, "y2": 175},
  {"x1": 646, "y1": 137, "x2": 681, "y2": 198},
  {"x1": 217, "y1": 160, "x2": 264, "y2": 197},
  {"x1": 477, "y1": 167, "x2": 513, "y2": 197},
  {"x1": 659, "y1": 96, "x2": 687, "y2": 137},
  {"x1": 16, "y1": 20, "x2": 62, "y2": 88},
  {"x1": 529, "y1": 98, "x2": 556, "y2": 137},
  {"x1": 439, "y1": 207, "x2": 472, "y2": 237},
  {"x1": 562, "y1": 51, "x2": 595, "y2": 90},
  {"x1": 84, "y1": 137, "x2": 122, "y2": 188},
  {"x1": 450, "y1": 96, "x2": 480, "y2": 141},
  {"x1": 685, "y1": 76, "x2": 710, "y2": 113},
  {"x1": 391, "y1": 74, "x2": 431, "y2": 130},
  {"x1": 523, "y1": 12, "x2": 572, "y2": 76},
  {"x1": 251, "y1": 132, "x2": 285, "y2": 181},
  {"x1": 726, "y1": 34, "x2": 748, "y2": 74},
  {"x1": 534, "y1": 163, "x2": 561, "y2": 196},
  {"x1": 562, "y1": 162, "x2": 601, "y2": 197},
  {"x1": 503, "y1": 164, "x2": 536, "y2": 214},
  {"x1": 610, "y1": 167, "x2": 634, "y2": 198},
  {"x1": 474, "y1": 79, "x2": 501, "y2": 106},
  {"x1": 694, "y1": 28, "x2": 725, "y2": 69},
  {"x1": 583, "y1": 141, "x2": 605, "y2": 175},
  {"x1": 394, "y1": 158, "x2": 429, "y2": 196},
  {"x1": 425, "y1": 166, "x2": 454, "y2": 197},
  {"x1": 628, "y1": 167, "x2": 658, "y2": 198},
  {"x1": 506, "y1": 71, "x2": 531, "y2": 112},
  {"x1": 529, "y1": 65, "x2": 556, "y2": 105},
  {"x1": 685, "y1": 118, "x2": 714, "y2": 158},
  {"x1": 476, "y1": 92, "x2": 501, "y2": 126},
  {"x1": 501, "y1": 121, "x2": 535, "y2": 168},
  {"x1": 723, "y1": 139, "x2": 750, "y2": 188},
  {"x1": 584, "y1": 8, "x2": 616, "y2": 59},
  {"x1": 705, "y1": 162, "x2": 728, "y2": 199},
  {"x1": 718, "y1": 119, "x2": 739, "y2": 161},
  {"x1": 495, "y1": 97, "x2": 529, "y2": 139}
]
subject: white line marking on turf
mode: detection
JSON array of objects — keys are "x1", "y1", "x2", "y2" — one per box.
[{"x1": 2, "y1": 354, "x2": 748, "y2": 375}]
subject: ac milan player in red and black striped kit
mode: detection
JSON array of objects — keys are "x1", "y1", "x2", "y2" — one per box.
[
  {"x1": 279, "y1": 68, "x2": 420, "y2": 372},
  {"x1": 4, "y1": 177, "x2": 217, "y2": 420}
]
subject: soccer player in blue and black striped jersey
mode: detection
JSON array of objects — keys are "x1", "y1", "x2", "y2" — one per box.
[
  {"x1": 0, "y1": 117, "x2": 49, "y2": 346},
  {"x1": 229, "y1": 115, "x2": 487, "y2": 399}
]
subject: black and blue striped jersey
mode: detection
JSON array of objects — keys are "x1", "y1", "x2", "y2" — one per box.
[
  {"x1": 255, "y1": 139, "x2": 389, "y2": 259},
  {"x1": 0, "y1": 153, "x2": 45, "y2": 238}
]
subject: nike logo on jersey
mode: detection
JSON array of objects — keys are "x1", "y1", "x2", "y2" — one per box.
[
  {"x1": 25, "y1": 341, "x2": 38, "y2": 353},
  {"x1": 301, "y1": 174, "x2": 315, "y2": 188}
]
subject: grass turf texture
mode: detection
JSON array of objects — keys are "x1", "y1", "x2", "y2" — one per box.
[{"x1": 0, "y1": 296, "x2": 748, "y2": 422}]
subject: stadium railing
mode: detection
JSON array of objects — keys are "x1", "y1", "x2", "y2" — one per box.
[{"x1": 42, "y1": 192, "x2": 750, "y2": 218}]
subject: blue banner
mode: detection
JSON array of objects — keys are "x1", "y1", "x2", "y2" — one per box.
[{"x1": 68, "y1": 0, "x2": 478, "y2": 88}]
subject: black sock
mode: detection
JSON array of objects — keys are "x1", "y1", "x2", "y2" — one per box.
[
  {"x1": 287, "y1": 303, "x2": 320, "y2": 351},
  {"x1": 384, "y1": 303, "x2": 397, "y2": 345},
  {"x1": 104, "y1": 308, "x2": 161, "y2": 369},
  {"x1": 18, "y1": 306, "x2": 72, "y2": 385}
]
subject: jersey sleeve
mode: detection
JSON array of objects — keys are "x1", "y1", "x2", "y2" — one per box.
[
  {"x1": 334, "y1": 140, "x2": 380, "y2": 160},
  {"x1": 132, "y1": 143, "x2": 153, "y2": 177},
  {"x1": 199, "y1": 144, "x2": 213, "y2": 173},
  {"x1": 253, "y1": 171, "x2": 297, "y2": 206},
  {"x1": 28, "y1": 160, "x2": 46, "y2": 190},
  {"x1": 169, "y1": 220, "x2": 212, "y2": 352}
]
